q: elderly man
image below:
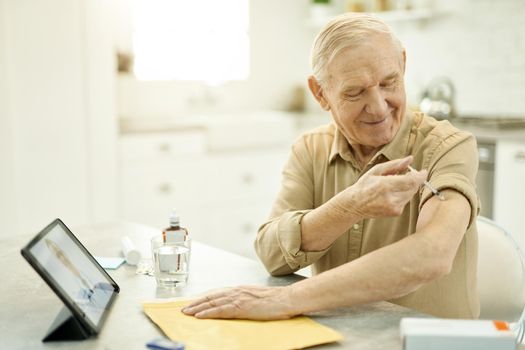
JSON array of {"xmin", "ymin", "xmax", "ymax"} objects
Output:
[{"xmin": 183, "ymin": 12, "xmax": 479, "ymax": 320}]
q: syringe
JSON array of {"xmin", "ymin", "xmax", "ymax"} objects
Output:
[{"xmin": 407, "ymin": 165, "xmax": 445, "ymax": 201}]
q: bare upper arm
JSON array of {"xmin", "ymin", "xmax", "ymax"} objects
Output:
[{"xmin": 415, "ymin": 189, "xmax": 472, "ymax": 269}]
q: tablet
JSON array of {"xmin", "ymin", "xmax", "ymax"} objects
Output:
[{"xmin": 20, "ymin": 218, "xmax": 119, "ymax": 338}]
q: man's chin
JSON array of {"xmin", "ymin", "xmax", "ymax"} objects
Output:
[{"xmin": 367, "ymin": 134, "xmax": 395, "ymax": 148}]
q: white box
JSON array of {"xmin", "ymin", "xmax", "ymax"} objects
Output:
[{"xmin": 400, "ymin": 318, "xmax": 516, "ymax": 350}]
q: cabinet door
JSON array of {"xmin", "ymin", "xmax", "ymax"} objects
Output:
[
  {"xmin": 494, "ymin": 140, "xmax": 525, "ymax": 247},
  {"xmin": 201, "ymin": 202, "xmax": 273, "ymax": 260},
  {"xmin": 119, "ymin": 158, "xmax": 210, "ymax": 225},
  {"xmin": 118, "ymin": 133, "xmax": 291, "ymax": 254}
]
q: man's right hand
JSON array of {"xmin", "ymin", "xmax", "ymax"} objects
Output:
[
  {"xmin": 340, "ymin": 156, "xmax": 428, "ymax": 219},
  {"xmin": 301, "ymin": 156, "xmax": 427, "ymax": 252}
]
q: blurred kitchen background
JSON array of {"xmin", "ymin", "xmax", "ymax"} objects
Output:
[{"xmin": 1, "ymin": 0, "xmax": 524, "ymax": 258}]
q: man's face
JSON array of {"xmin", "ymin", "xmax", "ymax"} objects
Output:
[{"xmin": 317, "ymin": 33, "xmax": 406, "ymax": 150}]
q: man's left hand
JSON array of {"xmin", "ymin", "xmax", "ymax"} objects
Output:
[{"xmin": 182, "ymin": 286, "xmax": 297, "ymax": 320}]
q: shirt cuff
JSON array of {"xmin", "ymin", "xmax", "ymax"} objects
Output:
[
  {"xmin": 276, "ymin": 210, "xmax": 331, "ymax": 270},
  {"xmin": 419, "ymin": 173, "xmax": 480, "ymax": 228}
]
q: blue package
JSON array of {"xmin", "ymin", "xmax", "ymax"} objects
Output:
[{"xmin": 146, "ymin": 338, "xmax": 185, "ymax": 350}]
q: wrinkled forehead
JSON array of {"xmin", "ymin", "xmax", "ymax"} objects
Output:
[
  {"xmin": 331, "ymin": 32, "xmax": 402, "ymax": 64},
  {"xmin": 327, "ymin": 35, "xmax": 404, "ymax": 83}
]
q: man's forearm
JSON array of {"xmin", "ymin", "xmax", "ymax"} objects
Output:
[
  {"xmin": 291, "ymin": 191, "xmax": 470, "ymax": 315},
  {"xmin": 289, "ymin": 231, "xmax": 441, "ymax": 314},
  {"xmin": 300, "ymin": 189, "xmax": 362, "ymax": 251}
]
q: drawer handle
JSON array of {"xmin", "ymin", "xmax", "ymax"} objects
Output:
[
  {"xmin": 159, "ymin": 143, "xmax": 171, "ymax": 152},
  {"xmin": 158, "ymin": 183, "xmax": 172, "ymax": 194},
  {"xmin": 241, "ymin": 223, "xmax": 253, "ymax": 234},
  {"xmin": 515, "ymin": 151, "xmax": 525, "ymax": 162},
  {"xmin": 241, "ymin": 173, "xmax": 254, "ymax": 184}
]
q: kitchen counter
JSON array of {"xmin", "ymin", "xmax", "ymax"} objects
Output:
[
  {"xmin": 118, "ymin": 111, "xmax": 299, "ymax": 152},
  {"xmin": 448, "ymin": 116, "xmax": 525, "ymax": 143},
  {"xmin": 119, "ymin": 111, "xmax": 525, "ymax": 147},
  {"xmin": 2, "ymin": 221, "xmax": 427, "ymax": 350}
]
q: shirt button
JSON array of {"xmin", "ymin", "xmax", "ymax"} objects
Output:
[{"xmin": 353, "ymin": 224, "xmax": 360, "ymax": 230}]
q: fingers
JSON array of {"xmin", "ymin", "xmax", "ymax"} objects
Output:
[
  {"xmin": 182, "ymin": 295, "xmax": 233, "ymax": 317},
  {"xmin": 366, "ymin": 155, "xmax": 428, "ymax": 192},
  {"xmin": 368, "ymin": 155, "xmax": 413, "ymax": 176},
  {"xmin": 194, "ymin": 303, "xmax": 239, "ymax": 319},
  {"xmin": 182, "ymin": 287, "xmax": 256, "ymax": 319},
  {"xmin": 182, "ymin": 288, "xmax": 231, "ymax": 312},
  {"xmin": 359, "ymin": 167, "xmax": 428, "ymax": 218},
  {"xmin": 181, "ymin": 286, "xmax": 294, "ymax": 321},
  {"xmin": 388, "ymin": 169, "xmax": 428, "ymax": 192}
]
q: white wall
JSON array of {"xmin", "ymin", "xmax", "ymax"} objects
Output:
[
  {"xmin": 392, "ymin": 0, "xmax": 525, "ymax": 116},
  {"xmin": 0, "ymin": 0, "xmax": 17, "ymax": 236},
  {"xmin": 0, "ymin": 0, "xmax": 118, "ymax": 238},
  {"xmin": 84, "ymin": 0, "xmax": 119, "ymax": 222},
  {"xmin": 1, "ymin": 0, "xmax": 88, "ymax": 237}
]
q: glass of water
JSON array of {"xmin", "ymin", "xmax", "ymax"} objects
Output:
[{"xmin": 151, "ymin": 235, "xmax": 191, "ymax": 288}]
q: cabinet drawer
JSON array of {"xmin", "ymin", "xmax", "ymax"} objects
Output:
[
  {"xmin": 199, "ymin": 203, "xmax": 273, "ymax": 260},
  {"xmin": 204, "ymin": 150, "xmax": 289, "ymax": 202},
  {"xmin": 121, "ymin": 150, "xmax": 289, "ymax": 205},
  {"xmin": 120, "ymin": 160, "xmax": 211, "ymax": 210},
  {"xmin": 119, "ymin": 132, "xmax": 206, "ymax": 160}
]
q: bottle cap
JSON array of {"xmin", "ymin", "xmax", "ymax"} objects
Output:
[{"xmin": 169, "ymin": 209, "xmax": 180, "ymax": 226}]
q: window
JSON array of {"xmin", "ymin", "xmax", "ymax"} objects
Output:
[{"xmin": 132, "ymin": 0, "xmax": 250, "ymax": 83}]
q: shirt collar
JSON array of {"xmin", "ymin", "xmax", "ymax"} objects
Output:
[
  {"xmin": 329, "ymin": 110, "xmax": 414, "ymax": 165},
  {"xmin": 329, "ymin": 125, "xmax": 352, "ymax": 164}
]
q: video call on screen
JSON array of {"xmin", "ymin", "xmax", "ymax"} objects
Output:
[{"xmin": 30, "ymin": 224, "xmax": 114, "ymax": 326}]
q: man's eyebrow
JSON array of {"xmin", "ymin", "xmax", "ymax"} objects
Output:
[
  {"xmin": 341, "ymin": 72, "xmax": 400, "ymax": 91},
  {"xmin": 341, "ymin": 82, "xmax": 366, "ymax": 92},
  {"xmin": 382, "ymin": 72, "xmax": 399, "ymax": 81}
]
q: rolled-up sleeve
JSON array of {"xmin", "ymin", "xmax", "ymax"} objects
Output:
[
  {"xmin": 254, "ymin": 136, "xmax": 331, "ymax": 276},
  {"xmin": 419, "ymin": 131, "xmax": 480, "ymax": 228}
]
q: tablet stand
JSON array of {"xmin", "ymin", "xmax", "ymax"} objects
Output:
[{"xmin": 43, "ymin": 306, "xmax": 91, "ymax": 342}]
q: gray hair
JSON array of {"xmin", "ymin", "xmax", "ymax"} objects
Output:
[{"xmin": 311, "ymin": 12, "xmax": 403, "ymax": 87}]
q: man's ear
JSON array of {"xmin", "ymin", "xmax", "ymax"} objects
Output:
[
  {"xmin": 401, "ymin": 48, "xmax": 406, "ymax": 73},
  {"xmin": 308, "ymin": 76, "xmax": 330, "ymax": 111}
]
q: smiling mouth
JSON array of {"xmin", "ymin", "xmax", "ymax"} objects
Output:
[{"xmin": 362, "ymin": 118, "xmax": 387, "ymax": 125}]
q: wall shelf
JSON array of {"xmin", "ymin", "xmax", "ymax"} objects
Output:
[
  {"xmin": 307, "ymin": 8, "xmax": 448, "ymax": 27},
  {"xmin": 374, "ymin": 8, "xmax": 447, "ymax": 22}
]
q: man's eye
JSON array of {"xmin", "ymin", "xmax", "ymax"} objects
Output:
[
  {"xmin": 346, "ymin": 91, "xmax": 363, "ymax": 99},
  {"xmin": 380, "ymin": 80, "xmax": 396, "ymax": 88}
]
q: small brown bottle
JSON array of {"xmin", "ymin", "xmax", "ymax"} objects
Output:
[{"xmin": 162, "ymin": 209, "xmax": 188, "ymax": 243}]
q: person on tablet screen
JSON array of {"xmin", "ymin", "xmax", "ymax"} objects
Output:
[
  {"xmin": 45, "ymin": 239, "xmax": 111, "ymax": 308},
  {"xmin": 45, "ymin": 239, "xmax": 95, "ymax": 300}
]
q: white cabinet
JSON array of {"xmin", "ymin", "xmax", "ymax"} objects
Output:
[
  {"xmin": 119, "ymin": 130, "xmax": 290, "ymax": 259},
  {"xmin": 494, "ymin": 140, "xmax": 525, "ymax": 247}
]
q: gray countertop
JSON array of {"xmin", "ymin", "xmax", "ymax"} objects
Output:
[{"xmin": 1, "ymin": 221, "xmax": 427, "ymax": 350}]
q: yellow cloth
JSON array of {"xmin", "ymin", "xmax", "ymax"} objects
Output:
[{"xmin": 143, "ymin": 300, "xmax": 342, "ymax": 350}]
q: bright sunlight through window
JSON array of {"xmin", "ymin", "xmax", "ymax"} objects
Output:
[{"xmin": 133, "ymin": 0, "xmax": 249, "ymax": 83}]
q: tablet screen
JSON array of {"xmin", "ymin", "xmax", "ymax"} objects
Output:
[{"xmin": 21, "ymin": 219, "xmax": 119, "ymax": 333}]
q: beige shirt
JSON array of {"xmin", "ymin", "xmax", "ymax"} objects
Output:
[{"xmin": 255, "ymin": 111, "xmax": 480, "ymax": 318}]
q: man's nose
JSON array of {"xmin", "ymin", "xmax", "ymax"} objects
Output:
[{"xmin": 364, "ymin": 87, "xmax": 389, "ymax": 116}]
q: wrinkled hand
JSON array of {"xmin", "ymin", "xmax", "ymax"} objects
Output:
[
  {"xmin": 182, "ymin": 286, "xmax": 297, "ymax": 320},
  {"xmin": 340, "ymin": 156, "xmax": 428, "ymax": 218}
]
